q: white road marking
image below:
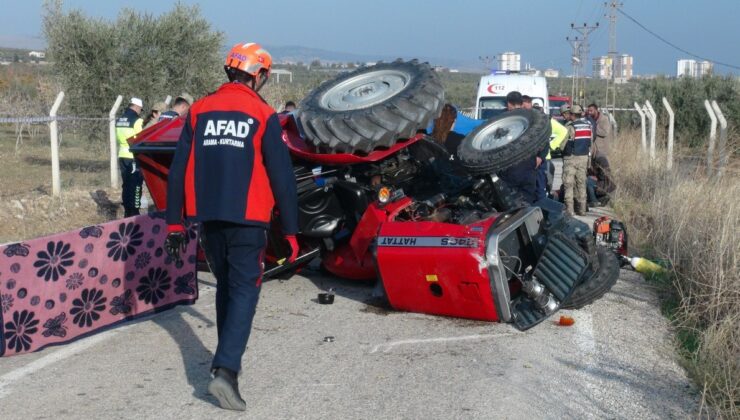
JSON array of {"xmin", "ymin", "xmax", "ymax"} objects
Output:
[
  {"xmin": 370, "ymin": 332, "xmax": 519, "ymax": 354},
  {"xmin": 571, "ymin": 310, "xmax": 603, "ymax": 400},
  {"xmin": 0, "ymin": 285, "xmax": 215, "ymax": 400},
  {"xmin": 573, "ymin": 311, "xmax": 596, "ymax": 356}
]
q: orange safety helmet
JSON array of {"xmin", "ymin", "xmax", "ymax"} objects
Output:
[{"xmin": 224, "ymin": 42, "xmax": 272, "ymax": 78}]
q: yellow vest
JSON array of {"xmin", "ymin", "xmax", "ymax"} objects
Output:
[
  {"xmin": 547, "ymin": 118, "xmax": 568, "ymax": 160},
  {"xmin": 115, "ymin": 108, "xmax": 143, "ymax": 159}
]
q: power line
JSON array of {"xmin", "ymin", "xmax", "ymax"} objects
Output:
[
  {"xmin": 574, "ymin": 0, "xmax": 585, "ymax": 24},
  {"xmin": 617, "ymin": 7, "xmax": 740, "ymax": 71},
  {"xmin": 586, "ymin": 2, "xmax": 603, "ymax": 26},
  {"xmin": 569, "ymin": 21, "xmax": 599, "ymax": 101},
  {"xmin": 571, "ymin": 22, "xmax": 600, "ymax": 74},
  {"xmin": 604, "ymin": 1, "xmax": 622, "ymax": 114},
  {"xmin": 566, "ymin": 36, "xmax": 582, "ymax": 100}
]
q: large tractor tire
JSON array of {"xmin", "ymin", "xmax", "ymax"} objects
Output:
[
  {"xmin": 296, "ymin": 60, "xmax": 444, "ymax": 154},
  {"xmin": 561, "ymin": 246, "xmax": 620, "ymax": 310},
  {"xmin": 457, "ymin": 109, "xmax": 551, "ymax": 175}
]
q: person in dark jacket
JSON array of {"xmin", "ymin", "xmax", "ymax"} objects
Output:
[
  {"xmin": 282, "ymin": 100, "xmax": 296, "ymax": 113},
  {"xmin": 497, "ymin": 91, "xmax": 538, "ymax": 204},
  {"xmin": 587, "ymin": 154, "xmax": 616, "ymax": 206},
  {"xmin": 159, "ymin": 93, "xmax": 193, "ymax": 121},
  {"xmin": 115, "ymin": 97, "xmax": 144, "ymax": 217},
  {"xmin": 143, "ymin": 101, "xmax": 167, "ymax": 129},
  {"xmin": 560, "ymin": 104, "xmax": 593, "ymax": 215},
  {"xmin": 164, "ymin": 42, "xmax": 298, "ymax": 412}
]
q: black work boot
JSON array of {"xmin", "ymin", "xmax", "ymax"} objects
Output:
[{"xmin": 208, "ymin": 367, "xmax": 246, "ymax": 411}]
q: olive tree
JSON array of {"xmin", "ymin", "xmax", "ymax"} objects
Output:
[
  {"xmin": 43, "ymin": 0, "xmax": 224, "ymax": 122},
  {"xmin": 639, "ymin": 75, "xmax": 740, "ymax": 147}
]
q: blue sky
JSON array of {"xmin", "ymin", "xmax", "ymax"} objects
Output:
[{"xmin": 1, "ymin": 0, "xmax": 738, "ymax": 75}]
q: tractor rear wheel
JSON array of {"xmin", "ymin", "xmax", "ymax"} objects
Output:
[{"xmin": 297, "ymin": 60, "xmax": 444, "ymax": 154}]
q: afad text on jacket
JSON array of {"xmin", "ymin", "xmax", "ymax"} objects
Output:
[{"xmin": 165, "ymin": 82, "xmax": 298, "ymax": 234}]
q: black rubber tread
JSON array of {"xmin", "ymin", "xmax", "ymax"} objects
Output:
[
  {"xmin": 297, "ymin": 60, "xmax": 444, "ymax": 154},
  {"xmin": 457, "ymin": 109, "xmax": 551, "ymax": 175},
  {"xmin": 561, "ymin": 246, "xmax": 620, "ymax": 310}
]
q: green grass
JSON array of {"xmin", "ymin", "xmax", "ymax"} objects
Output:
[{"xmin": 612, "ymin": 131, "xmax": 739, "ymax": 418}]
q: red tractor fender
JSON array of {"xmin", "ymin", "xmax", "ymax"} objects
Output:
[
  {"xmin": 321, "ymin": 198, "xmax": 413, "ymax": 281},
  {"xmin": 279, "ymin": 114, "xmax": 424, "ymax": 165}
]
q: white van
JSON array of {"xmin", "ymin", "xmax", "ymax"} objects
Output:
[{"xmin": 474, "ymin": 73, "xmax": 550, "ymax": 120}]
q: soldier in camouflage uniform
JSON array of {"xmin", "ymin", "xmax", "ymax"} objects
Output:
[{"xmin": 560, "ymin": 104, "xmax": 593, "ymax": 215}]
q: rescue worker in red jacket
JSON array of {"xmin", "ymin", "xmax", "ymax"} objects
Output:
[{"xmin": 164, "ymin": 42, "xmax": 298, "ymax": 411}]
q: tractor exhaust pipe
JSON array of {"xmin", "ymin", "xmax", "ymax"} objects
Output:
[{"xmin": 521, "ymin": 278, "xmax": 558, "ymax": 314}]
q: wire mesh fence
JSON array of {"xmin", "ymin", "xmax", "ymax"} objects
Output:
[
  {"xmin": 0, "ymin": 92, "xmax": 131, "ymax": 243},
  {"xmin": 0, "ymin": 87, "xmax": 736, "ymax": 242},
  {"xmin": 1, "ymin": 114, "xmax": 111, "ymax": 188}
]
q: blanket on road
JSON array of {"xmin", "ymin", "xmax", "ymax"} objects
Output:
[{"xmin": 0, "ymin": 214, "xmax": 198, "ymax": 357}]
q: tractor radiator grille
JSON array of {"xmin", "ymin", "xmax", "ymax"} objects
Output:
[{"xmin": 533, "ymin": 233, "xmax": 589, "ymax": 302}]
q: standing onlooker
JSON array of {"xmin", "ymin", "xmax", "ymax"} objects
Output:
[
  {"xmin": 159, "ymin": 93, "xmax": 193, "ymax": 121},
  {"xmin": 116, "ymin": 97, "xmax": 144, "ymax": 217},
  {"xmin": 561, "ymin": 104, "xmax": 592, "ymax": 215},
  {"xmin": 143, "ymin": 101, "xmax": 167, "ymax": 129},
  {"xmin": 421, "ymin": 103, "xmax": 472, "ymax": 180},
  {"xmin": 430, "ymin": 103, "xmax": 459, "ymax": 144},
  {"xmin": 522, "ymin": 97, "xmax": 557, "ymax": 202},
  {"xmin": 164, "ymin": 42, "xmax": 298, "ymax": 411},
  {"xmin": 587, "ymin": 103, "xmax": 612, "ymax": 158},
  {"xmin": 497, "ymin": 91, "xmax": 538, "ymax": 204},
  {"xmin": 282, "ymin": 100, "xmax": 296, "ymax": 113},
  {"xmin": 537, "ymin": 108, "xmax": 568, "ymax": 199},
  {"xmin": 521, "ymin": 95, "xmax": 533, "ymax": 110}
]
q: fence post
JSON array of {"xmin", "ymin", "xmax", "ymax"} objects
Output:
[
  {"xmin": 606, "ymin": 111, "xmax": 618, "ymax": 135},
  {"xmin": 634, "ymin": 102, "xmax": 647, "ymax": 152},
  {"xmin": 49, "ymin": 91, "xmax": 65, "ymax": 197},
  {"xmin": 109, "ymin": 95, "xmax": 123, "ymax": 188},
  {"xmin": 704, "ymin": 99, "xmax": 718, "ymax": 177},
  {"xmin": 662, "ymin": 97, "xmax": 675, "ymax": 170},
  {"xmin": 711, "ymin": 100, "xmax": 728, "ymax": 179},
  {"xmin": 645, "ymin": 100, "xmax": 657, "ymax": 161},
  {"xmin": 164, "ymin": 95, "xmax": 172, "ymax": 106}
]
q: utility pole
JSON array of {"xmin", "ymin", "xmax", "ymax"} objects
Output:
[
  {"xmin": 569, "ymin": 22, "xmax": 599, "ymax": 103},
  {"xmin": 566, "ymin": 36, "xmax": 582, "ymax": 101},
  {"xmin": 604, "ymin": 1, "xmax": 622, "ymax": 114}
]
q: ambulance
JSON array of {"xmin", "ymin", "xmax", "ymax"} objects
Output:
[{"xmin": 474, "ymin": 72, "xmax": 550, "ymax": 120}]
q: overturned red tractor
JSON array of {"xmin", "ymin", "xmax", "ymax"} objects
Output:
[{"xmin": 131, "ymin": 60, "xmax": 619, "ymax": 330}]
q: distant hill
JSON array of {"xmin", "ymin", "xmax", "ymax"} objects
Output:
[
  {"xmin": 0, "ymin": 37, "xmax": 482, "ymax": 72},
  {"xmin": 0, "ymin": 35, "xmax": 46, "ymax": 50},
  {"xmin": 265, "ymin": 44, "xmax": 482, "ymax": 72}
]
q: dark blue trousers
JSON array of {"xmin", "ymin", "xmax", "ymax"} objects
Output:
[
  {"xmin": 535, "ymin": 161, "xmax": 548, "ymax": 202},
  {"xmin": 587, "ymin": 177, "xmax": 598, "ymax": 202},
  {"xmin": 201, "ymin": 221, "xmax": 266, "ymax": 373},
  {"xmin": 498, "ymin": 158, "xmax": 537, "ymax": 204},
  {"xmin": 119, "ymin": 158, "xmax": 143, "ymax": 217}
]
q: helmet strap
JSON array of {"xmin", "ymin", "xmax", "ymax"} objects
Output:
[
  {"xmin": 225, "ymin": 66, "xmax": 237, "ymax": 82},
  {"xmin": 254, "ymin": 71, "xmax": 269, "ymax": 92}
]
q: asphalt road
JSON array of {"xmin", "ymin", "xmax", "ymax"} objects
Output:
[
  {"xmin": 0, "ymin": 162, "xmax": 699, "ymax": 419},
  {"xmin": 0, "ymin": 254, "xmax": 699, "ymax": 419}
]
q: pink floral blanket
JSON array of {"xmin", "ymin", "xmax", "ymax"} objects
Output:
[{"xmin": 0, "ymin": 214, "xmax": 198, "ymax": 357}]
